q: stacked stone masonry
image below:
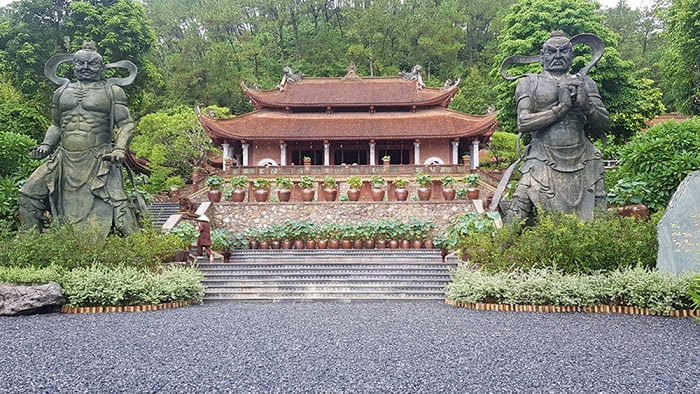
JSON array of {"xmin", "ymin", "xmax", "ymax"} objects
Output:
[{"xmin": 211, "ymin": 202, "xmax": 477, "ymax": 233}]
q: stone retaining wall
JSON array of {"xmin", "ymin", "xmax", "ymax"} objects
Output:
[{"xmin": 210, "ymin": 201, "xmax": 479, "ymax": 233}]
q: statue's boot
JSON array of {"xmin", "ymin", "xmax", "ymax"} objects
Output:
[{"xmin": 17, "ymin": 193, "xmax": 49, "ymax": 231}]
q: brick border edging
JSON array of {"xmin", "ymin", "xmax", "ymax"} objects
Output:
[
  {"xmin": 445, "ymin": 299, "xmax": 699, "ymax": 318},
  {"xmin": 61, "ymin": 300, "xmax": 197, "ymax": 314}
]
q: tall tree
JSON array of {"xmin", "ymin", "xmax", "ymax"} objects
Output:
[{"xmin": 660, "ymin": 0, "xmax": 700, "ymax": 114}]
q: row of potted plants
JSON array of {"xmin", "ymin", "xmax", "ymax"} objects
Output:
[
  {"xmin": 225, "ymin": 219, "xmax": 437, "ymax": 250},
  {"xmin": 205, "ymin": 172, "xmax": 482, "ymax": 202}
]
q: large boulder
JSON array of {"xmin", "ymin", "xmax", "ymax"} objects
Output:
[{"xmin": 0, "ymin": 282, "xmax": 65, "ymax": 316}]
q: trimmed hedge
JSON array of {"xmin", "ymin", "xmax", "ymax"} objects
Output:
[
  {"xmin": 446, "ymin": 267, "xmax": 695, "ymax": 314},
  {"xmin": 0, "ymin": 265, "xmax": 204, "ymax": 307},
  {"xmin": 460, "ymin": 212, "xmax": 659, "ymax": 273}
]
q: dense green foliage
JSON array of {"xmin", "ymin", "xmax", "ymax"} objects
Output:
[
  {"xmin": 0, "ymin": 0, "xmax": 162, "ymax": 115},
  {"xmin": 0, "ymin": 131, "xmax": 39, "ymax": 227},
  {"xmin": 459, "ymin": 212, "xmax": 659, "ymax": 274},
  {"xmin": 446, "ymin": 266, "xmax": 695, "ymax": 314},
  {"xmin": 483, "ymin": 131, "xmax": 519, "ymax": 169},
  {"xmin": 660, "ymin": 0, "xmax": 700, "ymax": 114},
  {"xmin": 607, "ymin": 117, "xmax": 700, "ymax": 211},
  {"xmin": 492, "ymin": 0, "xmax": 664, "ymax": 140},
  {"xmin": 0, "ymin": 222, "xmax": 182, "ymax": 270},
  {"xmin": 61, "ymin": 265, "xmax": 204, "ymax": 307},
  {"xmin": 131, "ymin": 105, "xmax": 220, "ymax": 192}
]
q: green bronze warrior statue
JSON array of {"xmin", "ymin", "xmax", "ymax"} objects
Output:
[
  {"xmin": 497, "ymin": 31, "xmax": 610, "ymax": 223},
  {"xmin": 18, "ymin": 41, "xmax": 139, "ymax": 237}
]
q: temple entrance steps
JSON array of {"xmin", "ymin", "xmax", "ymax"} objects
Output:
[
  {"xmin": 148, "ymin": 202, "xmax": 180, "ymax": 228},
  {"xmin": 197, "ymin": 249, "xmax": 457, "ymax": 302}
]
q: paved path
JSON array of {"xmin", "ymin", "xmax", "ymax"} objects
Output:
[{"xmin": 1, "ymin": 302, "xmax": 698, "ymax": 393}]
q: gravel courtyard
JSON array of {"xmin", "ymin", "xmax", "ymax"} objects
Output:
[{"xmin": 1, "ymin": 302, "xmax": 698, "ymax": 393}]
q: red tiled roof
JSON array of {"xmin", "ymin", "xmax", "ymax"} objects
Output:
[
  {"xmin": 242, "ymin": 77, "xmax": 459, "ymax": 109},
  {"xmin": 199, "ymin": 108, "xmax": 497, "ymax": 142}
]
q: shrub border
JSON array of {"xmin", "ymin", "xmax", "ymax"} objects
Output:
[
  {"xmin": 61, "ymin": 300, "xmax": 197, "ymax": 314},
  {"xmin": 445, "ymin": 299, "xmax": 699, "ymax": 318}
]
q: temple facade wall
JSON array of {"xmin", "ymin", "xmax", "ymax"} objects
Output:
[{"xmin": 210, "ymin": 201, "xmax": 478, "ymax": 234}]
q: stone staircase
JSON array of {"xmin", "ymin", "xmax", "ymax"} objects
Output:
[
  {"xmin": 148, "ymin": 202, "xmax": 180, "ymax": 228},
  {"xmin": 197, "ymin": 249, "xmax": 456, "ymax": 302}
]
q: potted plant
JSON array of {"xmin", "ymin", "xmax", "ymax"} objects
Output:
[
  {"xmin": 370, "ymin": 175, "xmax": 386, "ymax": 201},
  {"xmin": 382, "ymin": 155, "xmax": 391, "ymax": 171},
  {"xmin": 246, "ymin": 228, "xmax": 260, "ymax": 249},
  {"xmin": 303, "ymin": 155, "xmax": 312, "ymax": 171},
  {"xmin": 253, "ymin": 178, "xmax": 271, "ymax": 202},
  {"xmin": 393, "ymin": 177, "xmax": 409, "ymax": 201},
  {"xmin": 281, "ymin": 220, "xmax": 294, "ymax": 249},
  {"xmin": 415, "ymin": 171, "xmax": 433, "ymax": 201},
  {"xmin": 230, "ymin": 175, "xmax": 249, "ymax": 202},
  {"xmin": 303, "ymin": 222, "xmax": 317, "ymax": 249},
  {"xmin": 326, "ymin": 223, "xmax": 341, "ymax": 249},
  {"xmin": 607, "ymin": 180, "xmax": 650, "ymax": 220},
  {"xmin": 440, "ymin": 175, "xmax": 457, "ymax": 201},
  {"xmin": 298, "ymin": 176, "xmax": 316, "ymax": 202},
  {"xmin": 275, "ymin": 176, "xmax": 294, "ymax": 202},
  {"xmin": 347, "ymin": 175, "xmax": 363, "ymax": 201},
  {"xmin": 322, "ymin": 176, "xmax": 338, "ymax": 201},
  {"xmin": 316, "ymin": 223, "xmax": 329, "ymax": 249},
  {"xmin": 340, "ymin": 223, "xmax": 354, "ymax": 249},
  {"xmin": 375, "ymin": 220, "xmax": 389, "ymax": 249},
  {"xmin": 358, "ymin": 223, "xmax": 375, "ymax": 249},
  {"xmin": 206, "ymin": 175, "xmax": 224, "ymax": 202},
  {"xmin": 456, "ymin": 187, "xmax": 467, "ymax": 200},
  {"xmin": 465, "ymin": 173, "xmax": 480, "ymax": 200},
  {"xmin": 422, "ymin": 220, "xmax": 436, "ymax": 249}
]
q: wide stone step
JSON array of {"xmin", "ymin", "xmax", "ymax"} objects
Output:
[
  {"xmin": 202, "ymin": 278, "xmax": 449, "ymax": 285},
  {"xmin": 226, "ymin": 249, "xmax": 442, "ymax": 259},
  {"xmin": 204, "ymin": 289, "xmax": 446, "ymax": 298},
  {"xmin": 199, "ymin": 262, "xmax": 456, "ymax": 270}
]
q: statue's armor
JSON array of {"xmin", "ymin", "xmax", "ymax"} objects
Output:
[{"xmin": 505, "ymin": 73, "xmax": 606, "ymax": 222}]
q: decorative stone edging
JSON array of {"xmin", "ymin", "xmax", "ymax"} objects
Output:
[
  {"xmin": 445, "ymin": 299, "xmax": 699, "ymax": 318},
  {"xmin": 60, "ymin": 300, "xmax": 197, "ymax": 314}
]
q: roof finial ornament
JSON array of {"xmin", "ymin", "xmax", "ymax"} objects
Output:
[
  {"xmin": 342, "ymin": 63, "xmax": 362, "ymax": 81},
  {"xmin": 276, "ymin": 66, "xmax": 304, "ymax": 91},
  {"xmin": 399, "ymin": 65, "xmax": 425, "ymax": 90},
  {"xmin": 440, "ymin": 77, "xmax": 461, "ymax": 91}
]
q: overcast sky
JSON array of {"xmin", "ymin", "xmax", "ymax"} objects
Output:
[{"xmin": 0, "ymin": 0, "xmax": 656, "ymax": 10}]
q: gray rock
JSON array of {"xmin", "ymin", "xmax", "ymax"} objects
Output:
[
  {"xmin": 657, "ymin": 171, "xmax": 700, "ymax": 273},
  {"xmin": 0, "ymin": 282, "xmax": 65, "ymax": 316}
]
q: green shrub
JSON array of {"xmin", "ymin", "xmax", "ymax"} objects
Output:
[
  {"xmin": 0, "ymin": 223, "xmax": 181, "ymax": 270},
  {"xmin": 690, "ymin": 275, "xmax": 700, "ymax": 322},
  {"xmin": 446, "ymin": 267, "xmax": 695, "ymax": 314},
  {"xmin": 608, "ymin": 118, "xmax": 700, "ymax": 211},
  {"xmin": 484, "ymin": 131, "xmax": 519, "ymax": 169},
  {"xmin": 0, "ymin": 265, "xmax": 63, "ymax": 284},
  {"xmin": 61, "ymin": 265, "xmax": 204, "ymax": 307},
  {"xmin": 461, "ymin": 212, "xmax": 659, "ymax": 274}
]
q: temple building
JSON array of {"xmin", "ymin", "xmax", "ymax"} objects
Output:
[{"xmin": 197, "ymin": 66, "xmax": 497, "ymax": 171}]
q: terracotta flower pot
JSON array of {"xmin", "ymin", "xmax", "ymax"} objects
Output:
[
  {"xmin": 353, "ymin": 240, "xmax": 363, "ymax": 249},
  {"xmin": 305, "ymin": 240, "xmax": 316, "ymax": 249},
  {"xmin": 329, "ymin": 239, "xmax": 340, "ymax": 249},
  {"xmin": 249, "ymin": 240, "xmax": 258, "ymax": 249},
  {"xmin": 376, "ymin": 239, "xmax": 387, "ymax": 249},
  {"xmin": 323, "ymin": 188, "xmax": 338, "ymax": 201},
  {"xmin": 207, "ymin": 189, "xmax": 222, "ymax": 202},
  {"xmin": 395, "ymin": 188, "xmax": 409, "ymax": 201},
  {"xmin": 282, "ymin": 240, "xmax": 293, "ymax": 249},
  {"xmin": 400, "ymin": 240, "xmax": 411, "ymax": 249},
  {"xmin": 371, "ymin": 188, "xmax": 385, "ymax": 201},
  {"xmin": 231, "ymin": 189, "xmax": 246, "ymax": 202},
  {"xmin": 317, "ymin": 240, "xmax": 328, "ymax": 249},
  {"xmin": 254, "ymin": 189, "xmax": 269, "ymax": 202},
  {"xmin": 412, "ymin": 240, "xmax": 423, "ymax": 249},
  {"xmin": 341, "ymin": 239, "xmax": 352, "ymax": 249},
  {"xmin": 294, "ymin": 240, "xmax": 305, "ymax": 249},
  {"xmin": 389, "ymin": 240, "xmax": 399, "ymax": 249},
  {"xmin": 466, "ymin": 187, "xmax": 480, "ymax": 200},
  {"xmin": 364, "ymin": 239, "xmax": 375, "ymax": 249},
  {"xmin": 423, "ymin": 239, "xmax": 434, "ymax": 249},
  {"xmin": 301, "ymin": 189, "xmax": 315, "ymax": 202},
  {"xmin": 417, "ymin": 187, "xmax": 431, "ymax": 201},
  {"xmin": 615, "ymin": 204, "xmax": 649, "ymax": 221},
  {"xmin": 278, "ymin": 189, "xmax": 291, "ymax": 202},
  {"xmin": 271, "ymin": 240, "xmax": 281, "ymax": 249},
  {"xmin": 259, "ymin": 240, "xmax": 270, "ymax": 250},
  {"xmin": 347, "ymin": 188, "xmax": 361, "ymax": 201},
  {"xmin": 442, "ymin": 188, "xmax": 456, "ymax": 201}
]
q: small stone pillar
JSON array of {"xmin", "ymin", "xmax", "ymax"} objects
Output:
[
  {"xmin": 242, "ymin": 142, "xmax": 250, "ymax": 166},
  {"xmin": 280, "ymin": 142, "xmax": 287, "ymax": 166},
  {"xmin": 369, "ymin": 141, "xmax": 376, "ymax": 166},
  {"xmin": 470, "ymin": 140, "xmax": 480, "ymax": 170},
  {"xmin": 451, "ymin": 140, "xmax": 460, "ymax": 165},
  {"xmin": 414, "ymin": 140, "xmax": 421, "ymax": 165},
  {"xmin": 323, "ymin": 140, "xmax": 330, "ymax": 166}
]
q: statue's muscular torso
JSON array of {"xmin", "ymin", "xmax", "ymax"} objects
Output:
[{"xmin": 58, "ymin": 81, "xmax": 113, "ymax": 152}]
